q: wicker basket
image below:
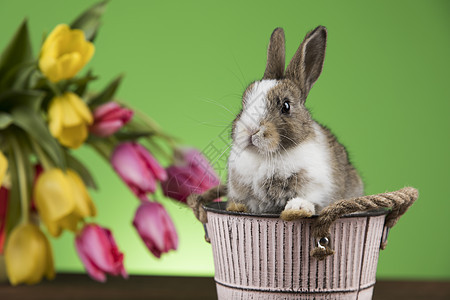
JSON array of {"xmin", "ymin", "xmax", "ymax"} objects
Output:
[{"xmin": 204, "ymin": 202, "xmax": 389, "ymax": 300}]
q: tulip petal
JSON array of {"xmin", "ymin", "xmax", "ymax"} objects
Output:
[
  {"xmin": 162, "ymin": 148, "xmax": 220, "ymax": 203},
  {"xmin": 134, "ymin": 144, "xmax": 167, "ymax": 182},
  {"xmin": 41, "ymin": 214, "xmax": 63, "ymax": 237},
  {"xmin": 90, "ymin": 102, "xmax": 133, "ymax": 137},
  {"xmin": 40, "ymin": 24, "xmax": 69, "ymax": 54},
  {"xmin": 59, "ymin": 213, "xmax": 82, "ymax": 232},
  {"xmin": 90, "ymin": 119, "xmax": 123, "ymax": 137},
  {"xmin": 93, "ymin": 102, "xmax": 121, "ymax": 120},
  {"xmin": 0, "ymin": 151, "xmax": 7, "ymax": 186},
  {"xmin": 103, "ymin": 228, "xmax": 127, "ymax": 277},
  {"xmin": 34, "ymin": 169, "xmax": 81, "ymax": 237},
  {"xmin": 47, "ymin": 93, "xmax": 92, "ymax": 148},
  {"xmin": 65, "ymin": 29, "xmax": 87, "ymax": 55},
  {"xmin": 58, "ymin": 123, "xmax": 88, "ymax": 149},
  {"xmin": 35, "ymin": 169, "xmax": 75, "ymax": 223},
  {"xmin": 67, "ymin": 170, "xmax": 96, "ymax": 217},
  {"xmin": 133, "ymin": 204, "xmax": 164, "ymax": 258},
  {"xmin": 5, "ymin": 223, "xmax": 54, "ymax": 285},
  {"xmin": 80, "ymin": 225, "xmax": 116, "ymax": 274},
  {"xmin": 39, "ymin": 24, "xmax": 94, "ymax": 82},
  {"xmin": 161, "ymin": 166, "xmax": 199, "ymax": 203},
  {"xmin": 111, "ymin": 143, "xmax": 156, "ymax": 195},
  {"xmin": 57, "ymin": 52, "xmax": 82, "ymax": 81},
  {"xmin": 67, "ymin": 93, "xmax": 93, "ymax": 125},
  {"xmin": 48, "ymin": 97, "xmax": 64, "ymax": 138},
  {"xmin": 100, "ymin": 107, "xmax": 132, "ymax": 123},
  {"xmin": 75, "ymin": 224, "xmax": 127, "ymax": 282},
  {"xmin": 58, "ymin": 94, "xmax": 83, "ymax": 127},
  {"xmin": 184, "ymin": 149, "xmax": 220, "ymax": 188},
  {"xmin": 133, "ymin": 202, "xmax": 178, "ymax": 258},
  {"xmin": 75, "ymin": 235, "xmax": 106, "ymax": 282},
  {"xmin": 162, "ymin": 209, "xmax": 178, "ymax": 251},
  {"xmin": 81, "ymin": 42, "xmax": 95, "ymax": 69}
]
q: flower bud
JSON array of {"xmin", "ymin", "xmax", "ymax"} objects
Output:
[
  {"xmin": 75, "ymin": 223, "xmax": 127, "ymax": 282},
  {"xmin": 133, "ymin": 202, "xmax": 178, "ymax": 258},
  {"xmin": 111, "ymin": 143, "xmax": 167, "ymax": 201},
  {"xmin": 4, "ymin": 223, "xmax": 55, "ymax": 285},
  {"xmin": 90, "ymin": 102, "xmax": 133, "ymax": 137},
  {"xmin": 48, "ymin": 92, "xmax": 93, "ymax": 149},
  {"xmin": 39, "ymin": 24, "xmax": 94, "ymax": 82},
  {"xmin": 161, "ymin": 148, "xmax": 220, "ymax": 203},
  {"xmin": 34, "ymin": 168, "xmax": 96, "ymax": 237}
]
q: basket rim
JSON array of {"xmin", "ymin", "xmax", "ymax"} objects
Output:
[{"xmin": 203, "ymin": 201, "xmax": 389, "ymax": 219}]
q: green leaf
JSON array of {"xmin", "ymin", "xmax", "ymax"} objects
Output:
[
  {"xmin": 0, "ymin": 90, "xmax": 45, "ymax": 112},
  {"xmin": 0, "ymin": 61, "xmax": 38, "ymax": 93},
  {"xmin": 6, "ymin": 144, "xmax": 21, "ymax": 235},
  {"xmin": 65, "ymin": 152, "xmax": 98, "ymax": 190},
  {"xmin": 70, "ymin": 0, "xmax": 109, "ymax": 41},
  {"xmin": 5, "ymin": 129, "xmax": 33, "ymax": 235},
  {"xmin": 114, "ymin": 131, "xmax": 154, "ymax": 141},
  {"xmin": 72, "ymin": 70, "xmax": 98, "ymax": 97},
  {"xmin": 27, "ymin": 69, "xmax": 46, "ymax": 90},
  {"xmin": 0, "ymin": 112, "xmax": 13, "ymax": 129},
  {"xmin": 88, "ymin": 74, "xmax": 122, "ymax": 107},
  {"xmin": 11, "ymin": 105, "xmax": 66, "ymax": 169},
  {"xmin": 0, "ymin": 19, "xmax": 33, "ymax": 81}
]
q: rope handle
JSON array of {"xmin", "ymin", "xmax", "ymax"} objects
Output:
[
  {"xmin": 310, "ymin": 187, "xmax": 419, "ymax": 260},
  {"xmin": 187, "ymin": 185, "xmax": 418, "ymax": 260},
  {"xmin": 187, "ymin": 184, "xmax": 227, "ymax": 224}
]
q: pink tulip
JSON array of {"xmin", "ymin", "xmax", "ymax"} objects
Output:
[
  {"xmin": 133, "ymin": 201, "xmax": 178, "ymax": 258},
  {"xmin": 90, "ymin": 102, "xmax": 133, "ymax": 137},
  {"xmin": 0, "ymin": 187, "xmax": 8, "ymax": 254},
  {"xmin": 111, "ymin": 142, "xmax": 167, "ymax": 201},
  {"xmin": 161, "ymin": 148, "xmax": 220, "ymax": 203},
  {"xmin": 75, "ymin": 224, "xmax": 127, "ymax": 282}
]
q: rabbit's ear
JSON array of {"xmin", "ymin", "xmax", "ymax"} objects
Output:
[
  {"xmin": 285, "ymin": 26, "xmax": 327, "ymax": 97},
  {"xmin": 263, "ymin": 28, "xmax": 285, "ymax": 80}
]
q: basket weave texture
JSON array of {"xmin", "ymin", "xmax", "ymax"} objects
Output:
[{"xmin": 206, "ymin": 208, "xmax": 387, "ymax": 299}]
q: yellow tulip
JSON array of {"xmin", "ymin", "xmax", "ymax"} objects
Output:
[
  {"xmin": 39, "ymin": 24, "xmax": 94, "ymax": 82},
  {"xmin": 0, "ymin": 151, "xmax": 7, "ymax": 187},
  {"xmin": 4, "ymin": 223, "xmax": 54, "ymax": 285},
  {"xmin": 34, "ymin": 168, "xmax": 96, "ymax": 237},
  {"xmin": 48, "ymin": 92, "xmax": 93, "ymax": 149}
]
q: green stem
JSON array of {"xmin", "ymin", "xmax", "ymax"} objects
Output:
[
  {"xmin": 126, "ymin": 121, "xmax": 157, "ymax": 137},
  {"xmin": 88, "ymin": 140, "xmax": 112, "ymax": 161},
  {"xmin": 145, "ymin": 138, "xmax": 173, "ymax": 163},
  {"xmin": 10, "ymin": 137, "xmax": 30, "ymax": 224},
  {"xmin": 120, "ymin": 102, "xmax": 178, "ymax": 147},
  {"xmin": 46, "ymin": 79, "xmax": 61, "ymax": 96},
  {"xmin": 30, "ymin": 138, "xmax": 53, "ymax": 170},
  {"xmin": 133, "ymin": 109, "xmax": 163, "ymax": 132}
]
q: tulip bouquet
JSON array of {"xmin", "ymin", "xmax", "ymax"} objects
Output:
[{"xmin": 0, "ymin": 1, "xmax": 219, "ymax": 285}]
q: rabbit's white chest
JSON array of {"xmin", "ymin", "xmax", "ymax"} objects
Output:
[
  {"xmin": 228, "ymin": 149, "xmax": 273, "ymax": 187},
  {"xmin": 228, "ymin": 123, "xmax": 334, "ymax": 208}
]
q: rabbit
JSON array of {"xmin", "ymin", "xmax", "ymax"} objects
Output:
[{"xmin": 226, "ymin": 26, "xmax": 364, "ymax": 220}]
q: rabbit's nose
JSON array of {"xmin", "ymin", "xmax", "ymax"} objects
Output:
[
  {"xmin": 249, "ymin": 129, "xmax": 259, "ymax": 145},
  {"xmin": 251, "ymin": 133, "xmax": 261, "ymax": 146},
  {"xmin": 250, "ymin": 127, "xmax": 264, "ymax": 146},
  {"xmin": 251, "ymin": 128, "xmax": 260, "ymax": 136}
]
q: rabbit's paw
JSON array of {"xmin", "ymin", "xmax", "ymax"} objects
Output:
[
  {"xmin": 280, "ymin": 198, "xmax": 315, "ymax": 220},
  {"xmin": 226, "ymin": 201, "xmax": 248, "ymax": 213}
]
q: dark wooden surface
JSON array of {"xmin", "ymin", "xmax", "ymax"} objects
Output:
[{"xmin": 0, "ymin": 273, "xmax": 449, "ymax": 300}]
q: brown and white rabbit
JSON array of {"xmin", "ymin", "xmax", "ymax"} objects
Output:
[{"xmin": 227, "ymin": 26, "xmax": 364, "ymax": 220}]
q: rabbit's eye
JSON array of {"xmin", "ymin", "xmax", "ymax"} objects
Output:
[{"xmin": 281, "ymin": 99, "xmax": 290, "ymax": 114}]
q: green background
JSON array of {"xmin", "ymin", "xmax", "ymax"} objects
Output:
[{"xmin": 1, "ymin": 0, "xmax": 449, "ymax": 280}]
